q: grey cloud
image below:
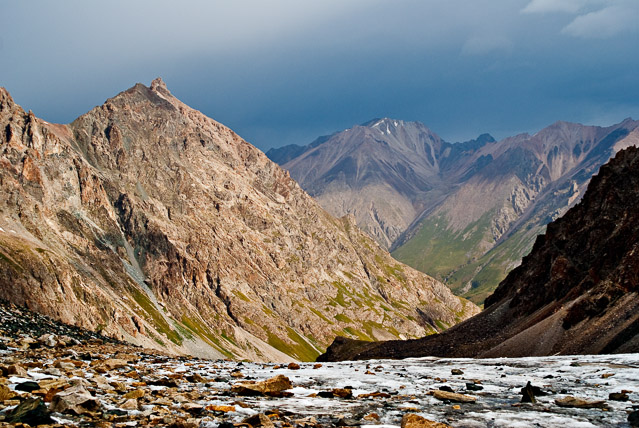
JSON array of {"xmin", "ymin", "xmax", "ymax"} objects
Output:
[
  {"xmin": 1, "ymin": 0, "xmax": 637, "ymax": 150},
  {"xmin": 461, "ymin": 35, "xmax": 514, "ymax": 56},
  {"xmin": 562, "ymin": 4, "xmax": 639, "ymax": 38},
  {"xmin": 521, "ymin": 0, "xmax": 594, "ymax": 14}
]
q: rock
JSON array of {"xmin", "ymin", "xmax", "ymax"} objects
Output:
[
  {"xmin": 438, "ymin": 385, "xmax": 454, "ymax": 393},
  {"xmin": 313, "ymin": 363, "xmax": 323, "ymax": 369},
  {"xmin": 50, "ymin": 384, "xmax": 102, "ymax": 415},
  {"xmin": 432, "ymin": 390, "xmax": 477, "ymax": 403},
  {"xmin": 401, "ymin": 413, "xmax": 453, "ymax": 428},
  {"xmin": 183, "ymin": 402, "xmax": 204, "ymax": 415},
  {"xmin": 3, "ymin": 398, "xmax": 54, "ymax": 425},
  {"xmin": 520, "ymin": 381, "xmax": 536, "ymax": 403},
  {"xmin": 609, "ymin": 392, "xmax": 629, "ymax": 401},
  {"xmin": 332, "ymin": 388, "xmax": 353, "ymax": 399},
  {"xmin": 555, "ymin": 396, "xmax": 607, "ymax": 409},
  {"xmin": 120, "ymin": 398, "xmax": 139, "ymax": 410},
  {"xmin": 358, "ymin": 391, "xmax": 391, "ymax": 399},
  {"xmin": 101, "ymin": 358, "xmax": 129, "ymax": 370},
  {"xmin": 7, "ymin": 364, "xmax": 28, "ymax": 376},
  {"xmin": 18, "ymin": 337, "xmax": 37, "ymax": 349},
  {"xmin": 336, "ymin": 416, "xmax": 360, "ymax": 426},
  {"xmin": 243, "ymin": 413, "xmax": 275, "ymax": 428},
  {"xmin": 54, "ymin": 360, "xmax": 76, "ymax": 370},
  {"xmin": 15, "ymin": 380, "xmax": 40, "ymax": 392},
  {"xmin": 451, "ymin": 369, "xmax": 464, "ymax": 375},
  {"xmin": 232, "ymin": 374, "xmax": 292, "ymax": 396},
  {"xmin": 601, "ymin": 373, "xmax": 614, "ymax": 378},
  {"xmin": 205, "ymin": 404, "xmax": 236, "ymax": 413},
  {"xmin": 364, "ymin": 413, "xmax": 380, "ymax": 421},
  {"xmin": 38, "ymin": 333, "xmax": 57, "ymax": 347},
  {"xmin": 629, "ymin": 410, "xmax": 639, "ymax": 427},
  {"xmin": 288, "ymin": 362, "xmax": 301, "ymax": 370},
  {"xmin": 186, "ymin": 373, "xmax": 205, "ymax": 383},
  {"xmin": 123, "ymin": 388, "xmax": 146, "ymax": 399},
  {"xmin": 0, "ymin": 384, "xmax": 16, "ymax": 401},
  {"xmin": 148, "ymin": 377, "xmax": 179, "ymax": 387},
  {"xmin": 466, "ymin": 382, "xmax": 483, "ymax": 391}
]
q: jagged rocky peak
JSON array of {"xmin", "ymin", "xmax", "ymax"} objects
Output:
[
  {"xmin": 0, "ymin": 80, "xmax": 478, "ymax": 361},
  {"xmin": 319, "ymin": 146, "xmax": 639, "ymax": 361}
]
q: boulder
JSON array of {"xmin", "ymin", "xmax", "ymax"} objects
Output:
[
  {"xmin": 3, "ymin": 398, "xmax": 54, "ymax": 425},
  {"xmin": 401, "ymin": 413, "xmax": 453, "ymax": 428},
  {"xmin": 432, "ymin": 390, "xmax": 477, "ymax": 403},
  {"xmin": 243, "ymin": 413, "xmax": 275, "ymax": 428},
  {"xmin": 232, "ymin": 374, "xmax": 292, "ymax": 396},
  {"xmin": 50, "ymin": 384, "xmax": 102, "ymax": 415},
  {"xmin": 555, "ymin": 396, "xmax": 607, "ymax": 409}
]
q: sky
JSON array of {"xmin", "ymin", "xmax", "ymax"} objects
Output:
[{"xmin": 1, "ymin": 0, "xmax": 638, "ymax": 150}]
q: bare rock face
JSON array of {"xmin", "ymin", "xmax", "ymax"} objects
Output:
[
  {"xmin": 318, "ymin": 147, "xmax": 639, "ymax": 361},
  {"xmin": 0, "ymin": 81, "xmax": 478, "ymax": 361}
]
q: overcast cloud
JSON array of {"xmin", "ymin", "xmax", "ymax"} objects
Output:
[{"xmin": 1, "ymin": 0, "xmax": 637, "ymax": 149}]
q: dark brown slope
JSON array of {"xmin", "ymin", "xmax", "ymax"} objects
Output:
[{"xmin": 319, "ymin": 146, "xmax": 639, "ymax": 361}]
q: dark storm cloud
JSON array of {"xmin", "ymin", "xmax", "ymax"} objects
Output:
[{"xmin": 1, "ymin": 0, "xmax": 637, "ymax": 149}]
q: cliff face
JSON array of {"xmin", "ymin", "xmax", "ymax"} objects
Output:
[
  {"xmin": 319, "ymin": 146, "xmax": 639, "ymax": 361},
  {"xmin": 0, "ymin": 80, "xmax": 478, "ymax": 361}
]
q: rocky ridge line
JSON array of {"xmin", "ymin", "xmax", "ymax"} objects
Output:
[{"xmin": 0, "ymin": 80, "xmax": 478, "ymax": 362}]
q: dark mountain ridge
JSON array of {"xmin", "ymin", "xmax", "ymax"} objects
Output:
[{"xmin": 319, "ymin": 145, "xmax": 639, "ymax": 361}]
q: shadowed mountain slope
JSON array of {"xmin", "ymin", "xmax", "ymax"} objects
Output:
[
  {"xmin": 273, "ymin": 118, "xmax": 638, "ymax": 303},
  {"xmin": 319, "ymin": 146, "xmax": 639, "ymax": 361}
]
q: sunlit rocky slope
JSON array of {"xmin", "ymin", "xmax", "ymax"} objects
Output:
[{"xmin": 0, "ymin": 80, "xmax": 478, "ymax": 361}]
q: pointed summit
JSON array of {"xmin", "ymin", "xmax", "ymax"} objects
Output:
[
  {"xmin": 0, "ymin": 81, "xmax": 477, "ymax": 361},
  {"xmin": 150, "ymin": 77, "xmax": 167, "ymax": 91}
]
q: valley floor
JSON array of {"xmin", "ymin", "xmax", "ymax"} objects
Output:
[{"xmin": 1, "ymin": 302, "xmax": 637, "ymax": 427}]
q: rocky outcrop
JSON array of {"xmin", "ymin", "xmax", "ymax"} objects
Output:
[
  {"xmin": 274, "ymin": 117, "xmax": 638, "ymax": 303},
  {"xmin": 0, "ymin": 81, "xmax": 478, "ymax": 361},
  {"xmin": 319, "ymin": 147, "xmax": 639, "ymax": 361}
]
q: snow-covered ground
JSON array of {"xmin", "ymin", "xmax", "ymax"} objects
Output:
[
  {"xmin": 3, "ymin": 340, "xmax": 638, "ymax": 427},
  {"xmin": 163, "ymin": 353, "xmax": 639, "ymax": 427}
]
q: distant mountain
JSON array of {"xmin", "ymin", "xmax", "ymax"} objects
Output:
[
  {"xmin": 274, "ymin": 117, "xmax": 638, "ymax": 303},
  {"xmin": 270, "ymin": 118, "xmax": 492, "ymax": 249},
  {"xmin": 0, "ymin": 81, "xmax": 478, "ymax": 361},
  {"xmin": 266, "ymin": 133, "xmax": 335, "ymax": 164},
  {"xmin": 319, "ymin": 146, "xmax": 639, "ymax": 360}
]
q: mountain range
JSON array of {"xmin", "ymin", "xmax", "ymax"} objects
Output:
[
  {"xmin": 319, "ymin": 145, "xmax": 639, "ymax": 361},
  {"xmin": 270, "ymin": 117, "xmax": 639, "ymax": 303},
  {"xmin": 0, "ymin": 80, "xmax": 478, "ymax": 361}
]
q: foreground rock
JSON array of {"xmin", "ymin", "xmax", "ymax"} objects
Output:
[
  {"xmin": 231, "ymin": 374, "xmax": 292, "ymax": 396},
  {"xmin": 0, "ymin": 327, "xmax": 637, "ymax": 427},
  {"xmin": 555, "ymin": 396, "xmax": 607, "ymax": 409},
  {"xmin": 320, "ymin": 147, "xmax": 639, "ymax": 361},
  {"xmin": 431, "ymin": 390, "xmax": 477, "ymax": 403},
  {"xmin": 401, "ymin": 413, "xmax": 453, "ymax": 428}
]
